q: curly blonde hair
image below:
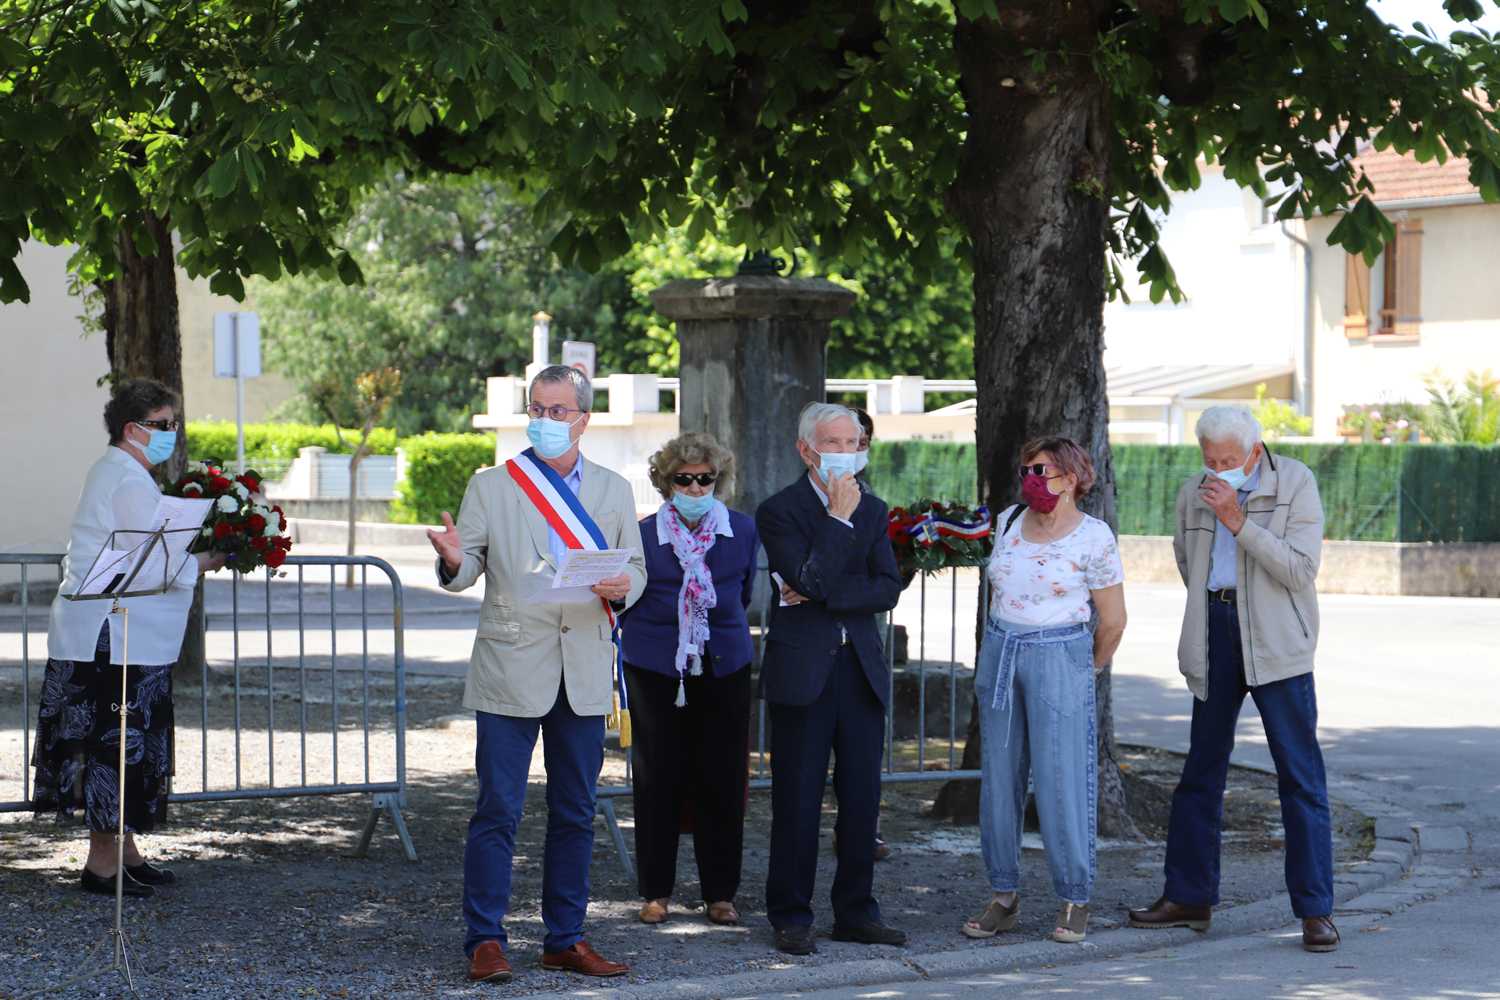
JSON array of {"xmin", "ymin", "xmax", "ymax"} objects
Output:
[{"xmin": 648, "ymin": 432, "xmax": 736, "ymax": 502}]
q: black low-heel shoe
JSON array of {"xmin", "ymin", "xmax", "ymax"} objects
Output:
[
  {"xmin": 80, "ymin": 867, "xmax": 154, "ymax": 898},
  {"xmin": 124, "ymin": 861, "xmax": 177, "ymax": 886}
]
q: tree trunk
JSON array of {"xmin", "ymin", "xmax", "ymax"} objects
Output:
[
  {"xmin": 930, "ymin": 4, "xmax": 1141, "ymax": 839},
  {"xmin": 99, "ymin": 209, "xmax": 186, "ymax": 482}
]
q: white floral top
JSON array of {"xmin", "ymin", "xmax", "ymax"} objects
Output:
[{"xmin": 987, "ymin": 507, "xmax": 1125, "ymax": 626}]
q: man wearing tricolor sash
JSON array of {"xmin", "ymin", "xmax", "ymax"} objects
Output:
[{"xmin": 428, "ymin": 365, "xmax": 647, "ymax": 983}]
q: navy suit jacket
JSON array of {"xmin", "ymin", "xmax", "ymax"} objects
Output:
[
  {"xmin": 619, "ymin": 508, "xmax": 761, "ymax": 677},
  {"xmin": 757, "ymin": 475, "xmax": 902, "ymax": 707}
]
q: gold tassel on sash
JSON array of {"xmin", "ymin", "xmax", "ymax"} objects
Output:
[{"xmin": 607, "ymin": 692, "xmax": 632, "ymax": 748}]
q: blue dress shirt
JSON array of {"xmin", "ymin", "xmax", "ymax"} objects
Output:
[{"xmin": 1207, "ymin": 463, "xmax": 1261, "ymax": 591}]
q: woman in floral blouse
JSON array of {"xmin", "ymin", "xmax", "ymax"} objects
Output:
[{"xmin": 961, "ymin": 436, "xmax": 1127, "ymax": 945}]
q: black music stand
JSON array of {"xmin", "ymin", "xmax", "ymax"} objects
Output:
[{"xmin": 18, "ymin": 524, "xmax": 201, "ymax": 1000}]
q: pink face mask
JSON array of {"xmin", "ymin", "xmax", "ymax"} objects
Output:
[{"xmin": 1021, "ymin": 473, "xmax": 1062, "ymax": 513}]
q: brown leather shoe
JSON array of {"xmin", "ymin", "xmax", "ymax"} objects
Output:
[
  {"xmin": 1303, "ymin": 915, "xmax": 1340, "ymax": 952},
  {"xmin": 540, "ymin": 941, "xmax": 628, "ymax": 977},
  {"xmin": 639, "ymin": 898, "xmax": 668, "ymax": 924},
  {"xmin": 706, "ymin": 901, "xmax": 739, "ymax": 925},
  {"xmin": 468, "ymin": 941, "xmax": 513, "ymax": 983},
  {"xmin": 1127, "ymin": 897, "xmax": 1212, "ymax": 930}
]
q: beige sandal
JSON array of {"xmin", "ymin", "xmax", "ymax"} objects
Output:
[
  {"xmin": 962, "ymin": 896, "xmax": 1020, "ymax": 939},
  {"xmin": 706, "ymin": 901, "xmax": 739, "ymax": 925},
  {"xmin": 639, "ymin": 898, "xmax": 669, "ymax": 924},
  {"xmin": 1052, "ymin": 902, "xmax": 1089, "ymax": 943}
]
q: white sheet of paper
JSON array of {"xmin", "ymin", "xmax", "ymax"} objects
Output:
[
  {"xmin": 526, "ymin": 548, "xmax": 635, "ymax": 605},
  {"xmin": 771, "ymin": 571, "xmax": 792, "ymax": 607},
  {"xmin": 149, "ymin": 496, "xmax": 215, "ymax": 533},
  {"xmin": 76, "ymin": 549, "xmax": 138, "ymax": 596}
]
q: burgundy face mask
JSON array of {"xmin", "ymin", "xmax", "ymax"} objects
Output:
[{"xmin": 1021, "ymin": 473, "xmax": 1062, "ymax": 513}]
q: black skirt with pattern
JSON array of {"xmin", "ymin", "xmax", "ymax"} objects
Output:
[{"xmin": 32, "ymin": 625, "xmax": 174, "ymax": 833}]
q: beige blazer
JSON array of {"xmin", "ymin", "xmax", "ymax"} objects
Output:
[
  {"xmin": 1173, "ymin": 451, "xmax": 1323, "ymax": 699},
  {"xmin": 441, "ymin": 454, "xmax": 647, "ymax": 717}
]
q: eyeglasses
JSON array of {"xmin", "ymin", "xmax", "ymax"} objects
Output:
[
  {"xmin": 670, "ymin": 472, "xmax": 718, "ymax": 488},
  {"xmin": 1018, "ymin": 463, "xmax": 1061, "ymax": 479},
  {"xmin": 526, "ymin": 403, "xmax": 584, "ymax": 422},
  {"xmin": 135, "ymin": 419, "xmax": 180, "ymax": 432}
]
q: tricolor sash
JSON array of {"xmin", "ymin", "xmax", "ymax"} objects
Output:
[{"xmin": 505, "ymin": 448, "xmax": 631, "ymax": 743}]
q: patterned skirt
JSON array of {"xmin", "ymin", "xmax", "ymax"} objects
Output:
[{"xmin": 32, "ymin": 625, "xmax": 174, "ymax": 833}]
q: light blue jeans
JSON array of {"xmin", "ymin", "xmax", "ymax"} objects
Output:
[{"xmin": 974, "ymin": 616, "xmax": 1097, "ymax": 904}]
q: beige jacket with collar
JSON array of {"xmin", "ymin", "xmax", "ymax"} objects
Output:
[
  {"xmin": 441, "ymin": 454, "xmax": 647, "ymax": 718},
  {"xmin": 1173, "ymin": 450, "xmax": 1324, "ymax": 700}
]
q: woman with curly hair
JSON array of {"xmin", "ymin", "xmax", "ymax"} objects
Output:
[
  {"xmin": 618, "ymin": 431, "xmax": 760, "ymax": 927},
  {"xmin": 37, "ymin": 378, "xmax": 225, "ymax": 898}
]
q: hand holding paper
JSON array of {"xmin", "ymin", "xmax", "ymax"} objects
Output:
[{"xmin": 527, "ymin": 548, "xmax": 636, "ymax": 605}]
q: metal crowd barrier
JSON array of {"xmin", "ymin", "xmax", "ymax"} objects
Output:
[
  {"xmin": 596, "ymin": 559, "xmax": 985, "ymax": 874},
  {"xmin": 0, "ymin": 553, "xmax": 414, "ymax": 861}
]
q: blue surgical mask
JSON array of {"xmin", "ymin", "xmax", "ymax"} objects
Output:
[
  {"xmin": 526, "ymin": 415, "xmax": 582, "ymax": 459},
  {"xmin": 815, "ymin": 449, "xmax": 858, "ymax": 483},
  {"xmin": 671, "ymin": 488, "xmax": 716, "ymax": 522},
  {"xmin": 1205, "ymin": 460, "xmax": 1258, "ymax": 491},
  {"xmin": 128, "ymin": 427, "xmax": 177, "ymax": 465}
]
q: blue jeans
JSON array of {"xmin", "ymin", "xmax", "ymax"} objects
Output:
[
  {"xmin": 975, "ymin": 618, "xmax": 1097, "ymax": 904},
  {"xmin": 462, "ymin": 684, "xmax": 604, "ymax": 956},
  {"xmin": 1164, "ymin": 598, "xmax": 1334, "ymax": 918}
]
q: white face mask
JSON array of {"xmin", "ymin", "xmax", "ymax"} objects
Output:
[
  {"xmin": 814, "ymin": 449, "xmax": 858, "ymax": 483},
  {"xmin": 853, "ymin": 450, "xmax": 870, "ymax": 475}
]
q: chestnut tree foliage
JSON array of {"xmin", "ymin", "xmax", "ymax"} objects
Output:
[{"xmin": 7, "ymin": 0, "xmax": 1500, "ymax": 828}]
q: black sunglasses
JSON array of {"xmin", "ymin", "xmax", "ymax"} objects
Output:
[
  {"xmin": 1017, "ymin": 463, "xmax": 1060, "ymax": 479},
  {"xmin": 135, "ymin": 418, "xmax": 180, "ymax": 432},
  {"xmin": 670, "ymin": 472, "xmax": 718, "ymax": 488}
]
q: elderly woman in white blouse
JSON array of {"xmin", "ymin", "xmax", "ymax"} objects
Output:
[
  {"xmin": 962, "ymin": 435, "xmax": 1127, "ymax": 946},
  {"xmin": 37, "ymin": 379, "xmax": 224, "ymax": 899}
]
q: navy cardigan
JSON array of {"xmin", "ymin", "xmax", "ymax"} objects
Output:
[{"xmin": 619, "ymin": 508, "xmax": 761, "ymax": 677}]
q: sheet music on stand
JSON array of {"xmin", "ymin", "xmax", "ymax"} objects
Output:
[{"xmin": 66, "ymin": 496, "xmax": 213, "ymax": 601}]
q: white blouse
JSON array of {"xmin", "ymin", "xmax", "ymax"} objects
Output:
[
  {"xmin": 47, "ymin": 447, "xmax": 199, "ymax": 665},
  {"xmin": 987, "ymin": 508, "xmax": 1124, "ymax": 627}
]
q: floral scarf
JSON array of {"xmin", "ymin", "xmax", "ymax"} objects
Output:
[{"xmin": 656, "ymin": 499, "xmax": 729, "ymax": 706}]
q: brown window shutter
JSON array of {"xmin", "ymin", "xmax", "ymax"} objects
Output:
[
  {"xmin": 1343, "ymin": 252, "xmax": 1370, "ymax": 337},
  {"xmin": 1394, "ymin": 217, "xmax": 1423, "ymax": 335}
]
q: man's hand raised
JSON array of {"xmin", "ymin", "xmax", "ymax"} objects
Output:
[
  {"xmin": 826, "ymin": 471, "xmax": 862, "ymax": 522},
  {"xmin": 428, "ymin": 511, "xmax": 463, "ymax": 577}
]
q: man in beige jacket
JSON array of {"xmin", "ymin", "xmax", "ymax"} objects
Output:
[
  {"xmin": 1128, "ymin": 406, "xmax": 1339, "ymax": 953},
  {"xmin": 428, "ymin": 365, "xmax": 647, "ymax": 983}
]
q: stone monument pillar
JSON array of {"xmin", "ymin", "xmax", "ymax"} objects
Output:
[{"xmin": 649, "ymin": 275, "xmax": 856, "ymax": 515}]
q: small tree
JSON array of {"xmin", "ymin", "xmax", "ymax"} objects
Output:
[
  {"xmin": 1418, "ymin": 368, "xmax": 1500, "ymax": 444},
  {"xmin": 1252, "ymin": 383, "xmax": 1312, "ymax": 440},
  {"xmin": 310, "ymin": 368, "xmax": 403, "ymax": 586}
]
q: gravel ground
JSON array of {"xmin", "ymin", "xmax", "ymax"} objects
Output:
[{"xmin": 0, "ymin": 662, "xmax": 1372, "ymax": 1000}]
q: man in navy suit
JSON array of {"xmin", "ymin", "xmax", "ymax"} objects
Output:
[{"xmin": 756, "ymin": 402, "xmax": 904, "ymax": 955}]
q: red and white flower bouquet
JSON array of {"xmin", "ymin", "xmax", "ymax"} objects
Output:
[{"xmin": 165, "ymin": 461, "xmax": 293, "ymax": 573}]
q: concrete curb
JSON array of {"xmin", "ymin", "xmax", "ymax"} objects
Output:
[{"xmin": 524, "ymin": 861, "xmax": 1410, "ymax": 1000}]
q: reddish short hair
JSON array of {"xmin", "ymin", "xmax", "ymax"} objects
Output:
[{"xmin": 1020, "ymin": 436, "xmax": 1097, "ymax": 496}]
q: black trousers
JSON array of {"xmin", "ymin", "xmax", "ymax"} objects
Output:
[
  {"xmin": 623, "ymin": 663, "xmax": 752, "ymax": 903},
  {"xmin": 765, "ymin": 646, "xmax": 886, "ymax": 929}
]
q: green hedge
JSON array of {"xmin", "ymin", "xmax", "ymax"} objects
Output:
[
  {"xmin": 391, "ymin": 433, "xmax": 496, "ymax": 525},
  {"xmin": 1112, "ymin": 443, "xmax": 1500, "ymax": 542},
  {"xmin": 186, "ymin": 421, "xmax": 398, "ymax": 459},
  {"xmin": 865, "ymin": 440, "xmax": 979, "ymax": 509},
  {"xmin": 865, "ymin": 441, "xmax": 1500, "ymax": 542}
]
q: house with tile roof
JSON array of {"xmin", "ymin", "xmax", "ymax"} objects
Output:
[{"xmin": 1102, "ymin": 142, "xmax": 1500, "ymax": 441}]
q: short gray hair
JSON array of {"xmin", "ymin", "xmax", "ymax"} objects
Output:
[
  {"xmin": 1195, "ymin": 406, "xmax": 1262, "ymax": 452},
  {"xmin": 530, "ymin": 365, "xmax": 593, "ymax": 413},
  {"xmin": 798, "ymin": 401, "xmax": 858, "ymax": 445}
]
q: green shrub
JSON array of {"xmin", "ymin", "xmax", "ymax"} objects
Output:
[
  {"xmin": 186, "ymin": 421, "xmax": 398, "ymax": 460},
  {"xmin": 391, "ymin": 433, "xmax": 497, "ymax": 525}
]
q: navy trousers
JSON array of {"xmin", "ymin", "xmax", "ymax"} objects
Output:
[
  {"xmin": 1164, "ymin": 599, "xmax": 1335, "ymax": 918},
  {"xmin": 462, "ymin": 683, "xmax": 604, "ymax": 956},
  {"xmin": 765, "ymin": 646, "xmax": 885, "ymax": 930}
]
